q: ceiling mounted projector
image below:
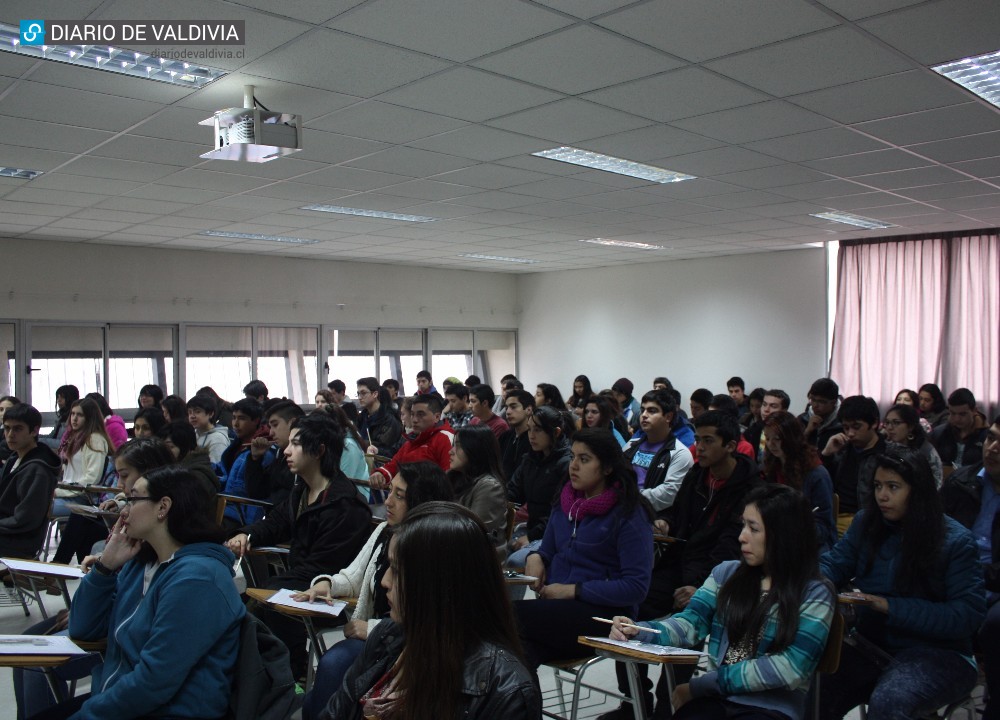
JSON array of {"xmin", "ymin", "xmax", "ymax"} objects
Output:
[{"xmin": 199, "ymin": 85, "xmax": 302, "ymax": 163}]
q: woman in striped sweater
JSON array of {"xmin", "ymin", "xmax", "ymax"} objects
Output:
[{"xmin": 611, "ymin": 484, "xmax": 834, "ymax": 720}]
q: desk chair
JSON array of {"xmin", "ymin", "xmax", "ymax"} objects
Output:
[{"xmin": 810, "ymin": 611, "xmax": 844, "ymax": 720}]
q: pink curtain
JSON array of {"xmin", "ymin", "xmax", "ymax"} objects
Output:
[{"xmin": 830, "ymin": 231, "xmax": 999, "ymax": 418}]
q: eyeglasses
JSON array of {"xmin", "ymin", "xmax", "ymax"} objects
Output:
[
  {"xmin": 124, "ymin": 496, "xmax": 154, "ymax": 505},
  {"xmin": 357, "ymin": 390, "xmax": 371, "ymax": 397}
]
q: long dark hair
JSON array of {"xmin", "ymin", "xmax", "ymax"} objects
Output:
[
  {"xmin": 135, "ymin": 465, "xmax": 227, "ymax": 564},
  {"xmin": 288, "ymin": 413, "xmax": 345, "ymax": 479},
  {"xmin": 392, "ymin": 502, "xmax": 523, "ymax": 720},
  {"xmin": 717, "ymin": 485, "xmax": 823, "ymax": 652},
  {"xmin": 762, "ymin": 411, "xmax": 819, "ymax": 490},
  {"xmin": 570, "ymin": 375, "xmax": 593, "ymax": 408},
  {"xmin": 536, "ymin": 383, "xmax": 566, "ymax": 409},
  {"xmin": 55, "ymin": 384, "xmax": 80, "ymax": 424},
  {"xmin": 859, "ymin": 448, "xmax": 944, "ymax": 597},
  {"xmin": 114, "ymin": 437, "xmax": 175, "ymax": 475},
  {"xmin": 884, "ymin": 403, "xmax": 925, "ymax": 449},
  {"xmin": 918, "ymin": 383, "xmax": 946, "ymax": 414},
  {"xmin": 138, "ymin": 384, "xmax": 164, "ymax": 410},
  {"xmin": 447, "ymin": 425, "xmax": 506, "ymax": 497},
  {"xmin": 318, "ymin": 402, "xmax": 365, "ymax": 448},
  {"xmin": 527, "ymin": 405, "xmax": 565, "ymax": 458},
  {"xmin": 570, "ymin": 428, "xmax": 653, "ymax": 521},
  {"xmin": 64, "ymin": 398, "xmax": 113, "ymax": 458},
  {"xmin": 584, "ymin": 394, "xmax": 614, "ymax": 430},
  {"xmin": 397, "ymin": 462, "xmax": 454, "ymax": 508}
]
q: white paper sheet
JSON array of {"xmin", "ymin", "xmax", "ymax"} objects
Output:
[
  {"xmin": 268, "ymin": 588, "xmax": 347, "ymax": 617},
  {"xmin": 0, "ymin": 635, "xmax": 87, "ymax": 655},
  {"xmin": 1, "ymin": 558, "xmax": 84, "ymax": 579},
  {"xmin": 583, "ymin": 636, "xmax": 706, "ymax": 658}
]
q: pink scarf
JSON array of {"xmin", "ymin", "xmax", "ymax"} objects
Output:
[{"xmin": 560, "ymin": 481, "xmax": 619, "ymax": 522}]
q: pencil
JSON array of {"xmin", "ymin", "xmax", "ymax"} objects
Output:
[{"xmin": 592, "ymin": 616, "xmax": 664, "ymax": 635}]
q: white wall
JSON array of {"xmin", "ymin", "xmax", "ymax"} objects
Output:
[
  {"xmin": 0, "ymin": 238, "xmax": 518, "ymax": 328},
  {"xmin": 516, "ymin": 248, "xmax": 829, "ymax": 413}
]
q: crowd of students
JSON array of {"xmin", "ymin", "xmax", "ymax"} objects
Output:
[{"xmin": 0, "ymin": 368, "xmax": 996, "ymax": 720}]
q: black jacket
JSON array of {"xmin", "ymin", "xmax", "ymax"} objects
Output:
[
  {"xmin": 244, "ymin": 445, "xmax": 295, "ymax": 506},
  {"xmin": 829, "ymin": 437, "xmax": 887, "ymax": 515},
  {"xmin": 931, "ymin": 424, "xmax": 988, "ymax": 469},
  {"xmin": 0, "ymin": 443, "xmax": 60, "ymax": 557},
  {"xmin": 238, "ymin": 475, "xmax": 372, "ymax": 584},
  {"xmin": 661, "ymin": 454, "xmax": 762, "ymax": 588},
  {"xmin": 357, "ymin": 406, "xmax": 403, "ymax": 458},
  {"xmin": 941, "ymin": 463, "xmax": 1000, "ymax": 596},
  {"xmin": 320, "ymin": 620, "xmax": 541, "ymax": 720},
  {"xmin": 506, "ymin": 441, "xmax": 571, "ymax": 542},
  {"xmin": 498, "ymin": 427, "xmax": 531, "ymax": 481}
]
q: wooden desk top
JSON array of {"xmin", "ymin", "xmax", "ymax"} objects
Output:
[
  {"xmin": 577, "ymin": 636, "xmax": 702, "ymax": 664},
  {"xmin": 218, "ymin": 493, "xmax": 273, "ymax": 509},
  {"xmin": 0, "ymin": 655, "xmax": 74, "ymax": 668},
  {"xmin": 837, "ymin": 592, "xmax": 873, "ymax": 606},
  {"xmin": 652, "ymin": 533, "xmax": 682, "ymax": 544},
  {"xmin": 69, "ymin": 505, "xmax": 118, "ymax": 520}
]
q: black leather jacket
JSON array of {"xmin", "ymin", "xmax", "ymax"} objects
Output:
[{"xmin": 320, "ymin": 620, "xmax": 541, "ymax": 720}]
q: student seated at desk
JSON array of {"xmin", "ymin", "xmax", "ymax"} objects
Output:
[
  {"xmin": 225, "ymin": 413, "xmax": 372, "ymax": 680},
  {"xmin": 818, "ymin": 448, "xmax": 986, "ymax": 720},
  {"xmin": 44, "ymin": 466, "xmax": 246, "ymax": 720},
  {"xmin": 294, "ymin": 461, "xmax": 453, "ymax": 719},
  {"xmin": 318, "ymin": 502, "xmax": 540, "ymax": 720},
  {"xmin": 55, "ymin": 398, "xmax": 112, "ymax": 518},
  {"xmin": 611, "ymin": 485, "xmax": 834, "ymax": 720},
  {"xmin": 514, "ymin": 428, "xmax": 654, "ymax": 678}
]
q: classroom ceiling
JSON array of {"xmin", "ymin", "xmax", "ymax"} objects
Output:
[{"xmin": 1, "ymin": 0, "xmax": 999, "ymax": 273}]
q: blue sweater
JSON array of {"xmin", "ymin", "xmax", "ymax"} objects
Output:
[
  {"xmin": 533, "ymin": 498, "xmax": 653, "ymax": 614},
  {"xmin": 68, "ymin": 543, "xmax": 246, "ymax": 720},
  {"xmin": 820, "ymin": 511, "xmax": 986, "ymax": 655},
  {"xmin": 223, "ymin": 446, "xmax": 275, "ymax": 525},
  {"xmin": 636, "ymin": 561, "xmax": 834, "ymax": 720}
]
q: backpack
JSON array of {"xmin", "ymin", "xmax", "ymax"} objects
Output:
[{"xmin": 228, "ymin": 613, "xmax": 300, "ymax": 720}]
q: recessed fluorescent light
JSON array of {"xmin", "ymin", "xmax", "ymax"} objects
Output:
[
  {"xmin": 809, "ymin": 212, "xmax": 896, "ymax": 230},
  {"xmin": 933, "ymin": 49, "xmax": 1000, "ymax": 108},
  {"xmin": 201, "ymin": 231, "xmax": 319, "ymax": 245},
  {"xmin": 580, "ymin": 238, "xmax": 666, "ymax": 250},
  {"xmin": 300, "ymin": 205, "xmax": 437, "ymax": 223},
  {"xmin": 0, "ymin": 167, "xmax": 42, "ymax": 180},
  {"xmin": 459, "ymin": 253, "xmax": 538, "ymax": 264},
  {"xmin": 0, "ymin": 22, "xmax": 226, "ymax": 88},
  {"xmin": 532, "ymin": 147, "xmax": 696, "ymax": 184}
]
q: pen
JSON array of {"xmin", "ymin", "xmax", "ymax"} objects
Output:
[{"xmin": 592, "ymin": 617, "xmax": 664, "ymax": 635}]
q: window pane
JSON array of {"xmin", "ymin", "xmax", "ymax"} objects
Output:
[
  {"xmin": 257, "ymin": 327, "xmax": 318, "ymax": 404},
  {"xmin": 30, "ymin": 325, "xmax": 105, "ymax": 408},
  {"xmin": 476, "ymin": 331, "xmax": 516, "ymax": 389},
  {"xmin": 432, "ymin": 330, "xmax": 473, "ymax": 385},
  {"xmin": 326, "ymin": 329, "xmax": 376, "ymax": 397},
  {"xmin": 185, "ymin": 326, "xmax": 251, "ymax": 403},
  {"xmin": 108, "ymin": 326, "xmax": 175, "ymax": 410},
  {"xmin": 0, "ymin": 323, "xmax": 14, "ymax": 397},
  {"xmin": 379, "ymin": 330, "xmax": 423, "ymax": 397}
]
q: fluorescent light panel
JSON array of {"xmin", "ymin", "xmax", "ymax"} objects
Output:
[
  {"xmin": 201, "ymin": 230, "xmax": 319, "ymax": 245},
  {"xmin": 532, "ymin": 147, "xmax": 696, "ymax": 184},
  {"xmin": 0, "ymin": 167, "xmax": 43, "ymax": 180},
  {"xmin": 300, "ymin": 205, "xmax": 437, "ymax": 223},
  {"xmin": 459, "ymin": 253, "xmax": 538, "ymax": 264},
  {"xmin": 580, "ymin": 238, "xmax": 666, "ymax": 250},
  {"xmin": 810, "ymin": 212, "xmax": 896, "ymax": 230},
  {"xmin": 933, "ymin": 49, "xmax": 1000, "ymax": 108},
  {"xmin": 0, "ymin": 22, "xmax": 226, "ymax": 88}
]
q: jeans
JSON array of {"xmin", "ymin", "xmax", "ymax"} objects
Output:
[
  {"xmin": 301, "ymin": 637, "xmax": 365, "ymax": 720},
  {"xmin": 505, "ymin": 539, "xmax": 542, "ymax": 601},
  {"xmin": 13, "ymin": 619, "xmax": 101, "ymax": 720},
  {"xmin": 818, "ymin": 640, "xmax": 978, "ymax": 720}
]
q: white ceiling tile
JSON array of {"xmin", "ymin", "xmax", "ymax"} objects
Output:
[
  {"xmin": 931, "ymin": 194, "xmax": 1000, "ymax": 211},
  {"xmin": 504, "ymin": 176, "xmax": 612, "ymax": 200},
  {"xmin": 746, "ymin": 200, "xmax": 829, "ymax": 217},
  {"xmin": 595, "ymin": 0, "xmax": 838, "ymax": 62},
  {"xmin": 71, "ymin": 208, "xmax": 158, "ymax": 224},
  {"xmin": 815, "ymin": 191, "xmax": 908, "ymax": 210},
  {"xmin": 496, "ymin": 154, "xmax": 598, "ymax": 176},
  {"xmin": 663, "ymin": 146, "xmax": 783, "ymax": 176},
  {"xmin": 130, "ymin": 106, "xmax": 216, "ymax": 144},
  {"xmin": 774, "ymin": 179, "xmax": 873, "ymax": 200},
  {"xmin": 0, "ymin": 81, "xmax": 161, "ymax": 132},
  {"xmin": 851, "ymin": 165, "xmax": 969, "ymax": 190},
  {"xmin": 124, "ymin": 184, "xmax": 229, "ymax": 204},
  {"xmin": 27, "ymin": 173, "xmax": 137, "ymax": 196},
  {"xmin": 199, "ymin": 157, "xmax": 328, "ymax": 181},
  {"xmin": 0, "ymin": 53, "xmax": 37, "ymax": 78},
  {"xmin": 0, "ymin": 115, "xmax": 115, "ymax": 155},
  {"xmin": 579, "ymin": 125, "xmax": 724, "ymax": 162},
  {"xmin": 859, "ymin": 0, "xmax": 1000, "ymax": 65},
  {"xmin": 294, "ymin": 130, "xmax": 388, "ymax": 165},
  {"xmin": 240, "ymin": 29, "xmax": 450, "ymax": 97},
  {"xmin": 712, "ymin": 164, "xmax": 832, "ymax": 190},
  {"xmin": 173, "ymin": 205, "xmax": 268, "ymax": 222},
  {"xmin": 179, "ymin": 73, "xmax": 361, "ymax": 122},
  {"xmin": 95, "ymin": 197, "xmax": 192, "ymax": 215},
  {"xmin": 690, "ymin": 190, "xmax": 791, "ymax": 210},
  {"xmin": 897, "ymin": 180, "xmax": 998, "ymax": 202},
  {"xmin": 909, "ymin": 132, "xmax": 1000, "ymax": 164},
  {"xmin": 344, "ymin": 146, "xmax": 476, "ymax": 177},
  {"xmin": 531, "ymin": 0, "xmax": 639, "ymax": 18},
  {"xmin": 789, "ymin": 71, "xmax": 969, "ymax": 124},
  {"xmin": 407, "ymin": 126, "xmax": 549, "ymax": 162},
  {"xmin": 671, "ymin": 101, "xmax": 833, "ymax": 143},
  {"xmin": 487, "ymin": 99, "xmax": 651, "ymax": 143},
  {"xmin": 0, "ymin": 199, "xmax": 77, "ymax": 217},
  {"xmin": 231, "ymin": 0, "xmax": 366, "ymax": 23},
  {"xmin": 0, "ymin": 145, "xmax": 77, "ymax": 172},
  {"xmin": 47, "ymin": 218, "xmax": 131, "ymax": 233},
  {"xmin": 473, "ymin": 25, "xmax": 682, "ymax": 95},
  {"xmin": 853, "ymin": 104, "xmax": 1000, "ymax": 147},
  {"xmin": 582, "ymin": 67, "xmax": 768, "ymax": 123},
  {"xmin": 0, "ymin": 213, "xmax": 58, "ymax": 227},
  {"xmin": 292, "ymin": 165, "xmax": 411, "ymax": 191},
  {"xmin": 157, "ymin": 168, "xmax": 276, "ymax": 192},
  {"xmin": 459, "ymin": 191, "xmax": 540, "ymax": 210},
  {"xmin": 307, "ymin": 101, "xmax": 466, "ymax": 142},
  {"xmin": 743, "ymin": 128, "xmax": 890, "ymax": 162},
  {"xmin": 804, "ymin": 150, "xmax": 931, "ymax": 177},
  {"xmin": 706, "ymin": 28, "xmax": 913, "ymax": 97},
  {"xmin": 26, "ymin": 62, "xmax": 193, "ymax": 104},
  {"xmin": 4, "ymin": 186, "xmax": 105, "ymax": 208},
  {"xmin": 949, "ymin": 158, "xmax": 1000, "ymax": 179},
  {"xmin": 91, "ymin": 135, "xmax": 204, "ymax": 166},
  {"xmin": 329, "ymin": 0, "xmax": 571, "ymax": 62},
  {"xmin": 147, "ymin": 214, "xmax": 232, "ymax": 229},
  {"xmin": 244, "ymin": 182, "xmax": 355, "ymax": 203},
  {"xmin": 815, "ymin": 0, "xmax": 926, "ymax": 20},
  {"xmin": 375, "ymin": 67, "xmax": 561, "ymax": 123}
]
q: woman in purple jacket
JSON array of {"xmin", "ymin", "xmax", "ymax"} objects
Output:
[{"xmin": 515, "ymin": 428, "xmax": 654, "ymax": 675}]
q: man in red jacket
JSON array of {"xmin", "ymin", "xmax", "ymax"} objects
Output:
[{"xmin": 369, "ymin": 394, "xmax": 454, "ymax": 489}]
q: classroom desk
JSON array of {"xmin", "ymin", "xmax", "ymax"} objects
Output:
[
  {"xmin": 0, "ymin": 635, "xmax": 91, "ymax": 703},
  {"xmin": 218, "ymin": 494, "xmax": 273, "ymax": 526},
  {"xmin": 246, "ymin": 587, "xmax": 356, "ymax": 690},
  {"xmin": 2, "ymin": 559, "xmax": 83, "ymax": 618},
  {"xmin": 576, "ymin": 636, "xmax": 701, "ymax": 720}
]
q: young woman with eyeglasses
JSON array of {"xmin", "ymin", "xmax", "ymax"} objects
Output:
[{"xmin": 881, "ymin": 403, "xmax": 943, "ymax": 488}]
